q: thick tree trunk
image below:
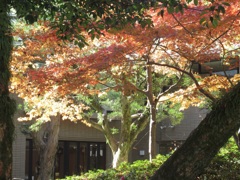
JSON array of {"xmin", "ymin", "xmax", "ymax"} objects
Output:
[
  {"xmin": 102, "ymin": 94, "xmax": 149, "ymax": 168},
  {"xmin": 33, "ymin": 116, "xmax": 60, "ymax": 180},
  {"xmin": 0, "ymin": 3, "xmax": 16, "ymax": 179},
  {"xmin": 233, "ymin": 130, "xmax": 240, "ymax": 150},
  {"xmin": 106, "ymin": 114, "xmax": 149, "ymax": 168},
  {"xmin": 151, "ymin": 82, "xmax": 240, "ymax": 180},
  {"xmin": 89, "ymin": 94, "xmax": 149, "ymax": 168},
  {"xmin": 111, "ymin": 95, "xmax": 133, "ymax": 168},
  {"xmin": 112, "ymin": 144, "xmax": 130, "ymax": 168}
]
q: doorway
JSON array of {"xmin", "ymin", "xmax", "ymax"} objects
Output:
[{"xmin": 25, "ymin": 139, "xmax": 106, "ymax": 179}]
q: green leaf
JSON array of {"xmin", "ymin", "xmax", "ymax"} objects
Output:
[
  {"xmin": 218, "ymin": 5, "xmax": 225, "ymax": 14},
  {"xmin": 167, "ymin": 6, "xmax": 174, "ymax": 14},
  {"xmin": 210, "ymin": 6, "xmax": 215, "ymax": 11},
  {"xmin": 215, "ymin": 14, "xmax": 220, "ymax": 21},
  {"xmin": 194, "ymin": 0, "xmax": 198, "ymax": 6},
  {"xmin": 200, "ymin": 17, "xmax": 207, "ymax": 25},
  {"xmin": 98, "ymin": 23, "xmax": 105, "ymax": 30},
  {"xmin": 25, "ymin": 14, "xmax": 36, "ymax": 24},
  {"xmin": 200, "ymin": 11, "xmax": 208, "ymax": 16},
  {"xmin": 222, "ymin": 2, "xmax": 230, "ymax": 6},
  {"xmin": 105, "ymin": 17, "xmax": 112, "ymax": 24},
  {"xmin": 178, "ymin": 4, "xmax": 184, "ymax": 14},
  {"xmin": 175, "ymin": 6, "xmax": 179, "ymax": 13},
  {"xmin": 212, "ymin": 19, "xmax": 218, "ymax": 27}
]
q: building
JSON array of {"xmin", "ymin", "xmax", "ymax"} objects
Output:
[{"xmin": 12, "ymin": 93, "xmax": 207, "ymax": 179}]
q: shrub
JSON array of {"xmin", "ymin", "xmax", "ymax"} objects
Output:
[
  {"xmin": 60, "ymin": 154, "xmax": 168, "ymax": 180},
  {"xmin": 199, "ymin": 138, "xmax": 240, "ymax": 179},
  {"xmin": 61, "ymin": 138, "xmax": 240, "ymax": 180}
]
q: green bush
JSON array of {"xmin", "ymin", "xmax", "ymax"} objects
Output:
[
  {"xmin": 199, "ymin": 138, "xmax": 240, "ymax": 180},
  {"xmin": 61, "ymin": 138, "xmax": 240, "ymax": 180},
  {"xmin": 60, "ymin": 154, "xmax": 168, "ymax": 180}
]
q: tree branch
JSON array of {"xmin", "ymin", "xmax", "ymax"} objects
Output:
[
  {"xmin": 200, "ymin": 11, "xmax": 239, "ymax": 52},
  {"xmin": 156, "ymin": 74, "xmax": 183, "ymax": 101},
  {"xmin": 172, "ymin": 14, "xmax": 193, "ymax": 36},
  {"xmin": 148, "ymin": 61, "xmax": 216, "ymax": 102}
]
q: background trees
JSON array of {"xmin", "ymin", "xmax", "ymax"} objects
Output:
[{"xmin": 4, "ymin": 0, "xmax": 240, "ymax": 179}]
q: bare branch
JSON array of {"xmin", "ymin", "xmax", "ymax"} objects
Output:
[
  {"xmin": 148, "ymin": 61, "xmax": 216, "ymax": 102},
  {"xmin": 156, "ymin": 74, "xmax": 183, "ymax": 101},
  {"xmin": 172, "ymin": 14, "xmax": 193, "ymax": 36},
  {"xmin": 218, "ymin": 39, "xmax": 234, "ymax": 87},
  {"xmin": 200, "ymin": 11, "xmax": 239, "ymax": 52}
]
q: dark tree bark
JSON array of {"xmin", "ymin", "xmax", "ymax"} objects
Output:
[
  {"xmin": 33, "ymin": 116, "xmax": 60, "ymax": 180},
  {"xmin": 151, "ymin": 82, "xmax": 240, "ymax": 180},
  {"xmin": 0, "ymin": 2, "xmax": 16, "ymax": 179},
  {"xmin": 233, "ymin": 131, "xmax": 240, "ymax": 150}
]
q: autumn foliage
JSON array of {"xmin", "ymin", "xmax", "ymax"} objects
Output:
[{"xmin": 10, "ymin": 0, "xmax": 240, "ymax": 121}]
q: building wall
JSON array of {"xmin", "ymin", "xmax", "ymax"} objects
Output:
[
  {"xmin": 159, "ymin": 106, "xmax": 208, "ymax": 141},
  {"xmin": 12, "ymin": 110, "xmax": 27, "ymax": 179},
  {"xmin": 131, "ymin": 126, "xmax": 150, "ymax": 162},
  {"xmin": 12, "ymin": 101, "xmax": 208, "ymax": 179},
  {"xmin": 58, "ymin": 120, "xmax": 113, "ymax": 168},
  {"xmin": 12, "ymin": 113, "xmax": 111, "ymax": 179},
  {"xmin": 12, "ymin": 94, "xmax": 26, "ymax": 179},
  {"xmin": 58, "ymin": 120, "xmax": 105, "ymax": 142},
  {"xmin": 131, "ymin": 106, "xmax": 208, "ymax": 159}
]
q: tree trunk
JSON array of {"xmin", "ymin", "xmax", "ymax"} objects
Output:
[
  {"xmin": 89, "ymin": 94, "xmax": 149, "ymax": 168},
  {"xmin": 105, "ymin": 111, "xmax": 149, "ymax": 168},
  {"xmin": 233, "ymin": 130, "xmax": 240, "ymax": 150},
  {"xmin": 33, "ymin": 116, "xmax": 60, "ymax": 180},
  {"xmin": 111, "ymin": 95, "xmax": 133, "ymax": 168},
  {"xmin": 148, "ymin": 105, "xmax": 157, "ymax": 162},
  {"xmin": 151, "ymin": 82, "xmax": 240, "ymax": 180},
  {"xmin": 112, "ymin": 144, "xmax": 130, "ymax": 168},
  {"xmin": 0, "ymin": 3, "xmax": 16, "ymax": 179},
  {"xmin": 146, "ymin": 64, "xmax": 157, "ymax": 161}
]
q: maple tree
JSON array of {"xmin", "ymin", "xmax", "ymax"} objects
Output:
[
  {"xmin": 24, "ymin": 0, "xmax": 240, "ymax": 164},
  {"xmin": 11, "ymin": 21, "xmax": 185, "ymax": 172},
  {"xmin": 11, "ymin": 1, "xmax": 240, "ymax": 179},
  {"xmin": 3, "ymin": 0, "xmax": 161, "ymax": 177},
  {"xmin": 11, "ymin": 16, "xmax": 180, "ymax": 169},
  {"xmin": 1, "ymin": 1, "xmax": 155, "ymax": 178},
  {"xmin": 11, "ymin": 22, "xmax": 94, "ymax": 180},
  {"xmin": 74, "ymin": 66, "xmax": 184, "ymax": 167},
  {"xmin": 3, "ymin": 1, "xmax": 238, "ymax": 179}
]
